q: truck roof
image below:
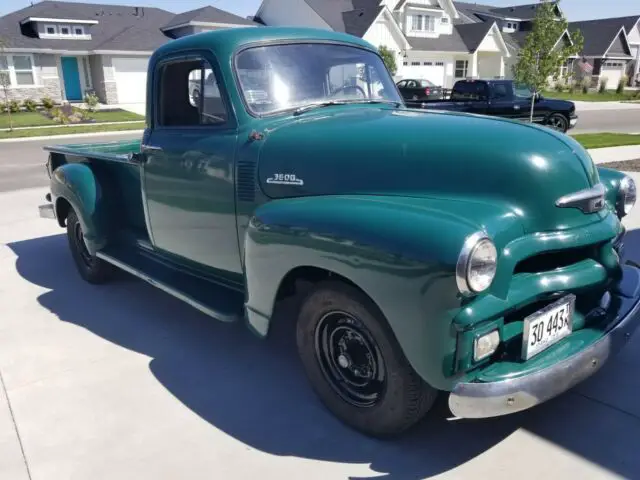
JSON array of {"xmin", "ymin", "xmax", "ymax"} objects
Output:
[{"xmin": 153, "ymin": 26, "xmax": 377, "ymax": 60}]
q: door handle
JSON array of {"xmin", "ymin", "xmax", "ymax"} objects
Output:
[
  {"xmin": 128, "ymin": 152, "xmax": 148, "ymax": 164},
  {"xmin": 141, "ymin": 144, "xmax": 163, "ymax": 152}
]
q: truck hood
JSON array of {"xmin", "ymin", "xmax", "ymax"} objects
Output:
[{"xmin": 257, "ymin": 106, "xmax": 602, "ymax": 233}]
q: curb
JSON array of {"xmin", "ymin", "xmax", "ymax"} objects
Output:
[{"xmin": 0, "ymin": 129, "xmax": 144, "ymax": 143}]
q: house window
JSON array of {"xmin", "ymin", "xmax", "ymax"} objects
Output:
[
  {"xmin": 411, "ymin": 62, "xmax": 420, "ymax": 66},
  {"xmin": 455, "ymin": 60, "xmax": 469, "ymax": 78},
  {"xmin": 45, "ymin": 25, "xmax": 57, "ymax": 35},
  {"xmin": 82, "ymin": 57, "xmax": 91, "ymax": 88},
  {"xmin": 60, "ymin": 26, "xmax": 70, "ymax": 36},
  {"xmin": 403, "ymin": 61, "xmax": 408, "ymax": 66},
  {"xmin": 0, "ymin": 54, "xmax": 36, "ymax": 87},
  {"xmin": 435, "ymin": 61, "xmax": 445, "ymax": 66},
  {"xmin": 411, "ymin": 14, "xmax": 435, "ymax": 32},
  {"xmin": 424, "ymin": 62, "xmax": 433, "ymax": 65},
  {"xmin": 441, "ymin": 16, "xmax": 449, "ymax": 24},
  {"xmin": 512, "ymin": 23, "xmax": 518, "ymax": 30},
  {"xmin": 507, "ymin": 23, "xmax": 512, "ymax": 29},
  {"xmin": 74, "ymin": 26, "xmax": 85, "ymax": 36}
]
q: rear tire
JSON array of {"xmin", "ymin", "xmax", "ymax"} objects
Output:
[
  {"xmin": 296, "ymin": 281, "xmax": 437, "ymax": 437},
  {"xmin": 66, "ymin": 210, "xmax": 114, "ymax": 284}
]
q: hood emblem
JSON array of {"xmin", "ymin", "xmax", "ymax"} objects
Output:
[
  {"xmin": 266, "ymin": 173, "xmax": 304, "ymax": 186},
  {"xmin": 556, "ymin": 183, "xmax": 605, "ymax": 214}
]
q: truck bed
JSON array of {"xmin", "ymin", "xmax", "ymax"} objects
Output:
[{"xmin": 44, "ymin": 139, "xmax": 142, "ymax": 161}]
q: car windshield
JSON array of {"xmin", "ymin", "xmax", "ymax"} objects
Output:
[{"xmin": 235, "ymin": 43, "xmax": 402, "ymax": 115}]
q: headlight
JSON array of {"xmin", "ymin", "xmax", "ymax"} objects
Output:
[
  {"xmin": 456, "ymin": 233, "xmax": 498, "ymax": 295},
  {"xmin": 617, "ymin": 176, "xmax": 636, "ymax": 217}
]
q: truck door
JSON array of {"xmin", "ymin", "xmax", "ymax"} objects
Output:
[
  {"xmin": 140, "ymin": 54, "xmax": 242, "ymax": 277},
  {"xmin": 486, "ymin": 81, "xmax": 530, "ymax": 121}
]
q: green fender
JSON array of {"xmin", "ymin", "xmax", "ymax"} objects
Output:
[
  {"xmin": 243, "ymin": 194, "xmax": 524, "ymax": 390},
  {"xmin": 50, "ymin": 163, "xmax": 110, "ymax": 254}
]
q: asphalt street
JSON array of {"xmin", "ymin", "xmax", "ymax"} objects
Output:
[{"xmin": 572, "ymin": 107, "xmax": 640, "ymax": 134}]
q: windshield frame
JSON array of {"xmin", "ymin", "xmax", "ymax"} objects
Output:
[{"xmin": 232, "ymin": 40, "xmax": 403, "ymax": 118}]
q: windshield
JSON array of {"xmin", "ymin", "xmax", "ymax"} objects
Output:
[{"xmin": 235, "ymin": 43, "xmax": 402, "ymax": 115}]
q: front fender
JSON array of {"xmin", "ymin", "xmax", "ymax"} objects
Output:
[
  {"xmin": 50, "ymin": 163, "xmax": 109, "ymax": 254},
  {"xmin": 243, "ymin": 195, "xmax": 524, "ymax": 390},
  {"xmin": 598, "ymin": 166, "xmax": 627, "ymax": 214}
]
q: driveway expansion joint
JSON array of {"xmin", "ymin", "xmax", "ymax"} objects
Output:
[{"xmin": 0, "ymin": 369, "xmax": 33, "ymax": 480}]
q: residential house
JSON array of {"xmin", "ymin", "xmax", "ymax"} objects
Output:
[
  {"xmin": 626, "ymin": 16, "xmax": 640, "ymax": 84},
  {"xmin": 255, "ymin": 0, "xmax": 511, "ymax": 88},
  {"xmin": 568, "ymin": 17, "xmax": 636, "ymax": 88},
  {"xmin": 0, "ymin": 1, "xmax": 257, "ymax": 105}
]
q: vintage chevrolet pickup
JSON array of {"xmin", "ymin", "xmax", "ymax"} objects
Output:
[{"xmin": 39, "ymin": 27, "xmax": 640, "ymax": 437}]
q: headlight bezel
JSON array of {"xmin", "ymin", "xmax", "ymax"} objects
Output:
[
  {"xmin": 616, "ymin": 175, "xmax": 636, "ymax": 217},
  {"xmin": 456, "ymin": 232, "xmax": 498, "ymax": 296}
]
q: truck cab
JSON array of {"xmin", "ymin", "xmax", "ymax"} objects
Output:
[{"xmin": 39, "ymin": 27, "xmax": 640, "ymax": 438}]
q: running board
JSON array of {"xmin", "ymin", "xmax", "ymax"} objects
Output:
[{"xmin": 96, "ymin": 248, "xmax": 244, "ymax": 323}]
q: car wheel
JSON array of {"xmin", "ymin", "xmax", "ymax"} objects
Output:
[
  {"xmin": 192, "ymin": 89, "xmax": 201, "ymax": 107},
  {"xmin": 296, "ymin": 281, "xmax": 437, "ymax": 437},
  {"xmin": 547, "ymin": 113, "xmax": 569, "ymax": 133},
  {"xmin": 66, "ymin": 210, "xmax": 114, "ymax": 284}
]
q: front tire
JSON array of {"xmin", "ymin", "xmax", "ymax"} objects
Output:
[
  {"xmin": 296, "ymin": 282, "xmax": 437, "ymax": 437},
  {"xmin": 66, "ymin": 210, "xmax": 113, "ymax": 284},
  {"xmin": 547, "ymin": 113, "xmax": 569, "ymax": 133}
]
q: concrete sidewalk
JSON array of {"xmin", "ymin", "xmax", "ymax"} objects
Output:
[
  {"xmin": 2, "ymin": 188, "xmax": 640, "ymax": 479},
  {"xmin": 589, "ymin": 145, "xmax": 640, "ymax": 165},
  {"xmin": 573, "ymin": 100, "xmax": 640, "ymax": 111}
]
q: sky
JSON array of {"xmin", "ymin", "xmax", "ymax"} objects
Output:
[{"xmin": 0, "ymin": 0, "xmax": 638, "ymax": 22}]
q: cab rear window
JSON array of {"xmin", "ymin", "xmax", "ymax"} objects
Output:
[{"xmin": 451, "ymin": 81, "xmax": 488, "ymax": 100}]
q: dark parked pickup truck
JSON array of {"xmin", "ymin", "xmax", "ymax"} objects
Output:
[
  {"xmin": 408, "ymin": 79, "xmax": 578, "ymax": 133},
  {"xmin": 38, "ymin": 27, "xmax": 639, "ymax": 438}
]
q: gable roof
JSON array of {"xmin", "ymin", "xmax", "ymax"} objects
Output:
[
  {"xmin": 0, "ymin": 1, "xmax": 174, "ymax": 52},
  {"xmin": 454, "ymin": 1, "xmax": 561, "ymax": 23},
  {"xmin": 162, "ymin": 5, "xmax": 257, "ymax": 30},
  {"xmin": 303, "ymin": 0, "xmax": 382, "ymax": 37},
  {"xmin": 569, "ymin": 18, "xmax": 633, "ymax": 57}
]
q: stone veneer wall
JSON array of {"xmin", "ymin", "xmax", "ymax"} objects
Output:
[
  {"xmin": 2, "ymin": 77, "xmax": 63, "ymax": 103},
  {"xmin": 88, "ymin": 55, "xmax": 119, "ymax": 104}
]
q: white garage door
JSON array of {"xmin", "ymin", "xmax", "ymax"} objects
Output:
[
  {"xmin": 401, "ymin": 61, "xmax": 446, "ymax": 87},
  {"xmin": 600, "ymin": 61, "xmax": 625, "ymax": 88},
  {"xmin": 112, "ymin": 57, "xmax": 149, "ymax": 104}
]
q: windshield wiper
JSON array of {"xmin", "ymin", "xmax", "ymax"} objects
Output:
[
  {"xmin": 293, "ymin": 100, "xmax": 348, "ymax": 116},
  {"xmin": 292, "ymin": 99, "xmax": 402, "ymax": 116}
]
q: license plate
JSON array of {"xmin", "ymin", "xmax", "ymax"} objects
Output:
[{"xmin": 522, "ymin": 294, "xmax": 575, "ymax": 360}]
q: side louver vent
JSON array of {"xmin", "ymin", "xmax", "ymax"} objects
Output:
[{"xmin": 237, "ymin": 158, "xmax": 257, "ymax": 202}]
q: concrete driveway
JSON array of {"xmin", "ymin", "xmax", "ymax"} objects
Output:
[{"xmin": 2, "ymin": 187, "xmax": 640, "ymax": 479}]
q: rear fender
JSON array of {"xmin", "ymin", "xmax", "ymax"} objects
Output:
[
  {"xmin": 50, "ymin": 163, "xmax": 109, "ymax": 254},
  {"xmin": 243, "ymin": 195, "xmax": 523, "ymax": 390}
]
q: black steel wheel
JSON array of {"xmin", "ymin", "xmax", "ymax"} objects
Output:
[
  {"xmin": 296, "ymin": 281, "xmax": 437, "ymax": 437},
  {"xmin": 547, "ymin": 113, "xmax": 569, "ymax": 133},
  {"xmin": 66, "ymin": 209, "xmax": 114, "ymax": 284},
  {"xmin": 315, "ymin": 311, "xmax": 386, "ymax": 408}
]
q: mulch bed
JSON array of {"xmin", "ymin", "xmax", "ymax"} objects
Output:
[{"xmin": 600, "ymin": 159, "xmax": 640, "ymax": 172}]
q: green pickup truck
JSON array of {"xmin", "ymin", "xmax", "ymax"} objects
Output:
[{"xmin": 39, "ymin": 27, "xmax": 640, "ymax": 437}]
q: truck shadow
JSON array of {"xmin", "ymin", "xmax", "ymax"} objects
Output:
[{"xmin": 7, "ymin": 232, "xmax": 640, "ymax": 480}]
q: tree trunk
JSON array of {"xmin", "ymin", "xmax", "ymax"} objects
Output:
[{"xmin": 529, "ymin": 89, "xmax": 536, "ymax": 123}]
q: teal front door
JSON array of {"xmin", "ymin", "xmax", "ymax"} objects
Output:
[{"xmin": 61, "ymin": 57, "xmax": 82, "ymax": 101}]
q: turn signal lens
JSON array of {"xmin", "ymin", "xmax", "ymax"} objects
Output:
[{"xmin": 474, "ymin": 330, "xmax": 500, "ymax": 361}]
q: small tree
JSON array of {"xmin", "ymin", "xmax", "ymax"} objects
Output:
[
  {"xmin": 378, "ymin": 45, "xmax": 397, "ymax": 77},
  {"xmin": 513, "ymin": 0, "xmax": 584, "ymax": 123},
  {"xmin": 0, "ymin": 36, "xmax": 14, "ymax": 131}
]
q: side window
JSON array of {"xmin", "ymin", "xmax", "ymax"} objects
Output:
[
  {"xmin": 397, "ymin": 80, "xmax": 407, "ymax": 88},
  {"xmin": 492, "ymin": 83, "xmax": 509, "ymax": 99},
  {"xmin": 157, "ymin": 57, "xmax": 227, "ymax": 128},
  {"xmin": 514, "ymin": 83, "xmax": 534, "ymax": 99}
]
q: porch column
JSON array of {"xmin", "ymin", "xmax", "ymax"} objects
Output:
[
  {"xmin": 499, "ymin": 56, "xmax": 505, "ymax": 79},
  {"xmin": 470, "ymin": 52, "xmax": 479, "ymax": 78}
]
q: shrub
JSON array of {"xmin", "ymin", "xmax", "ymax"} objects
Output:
[
  {"xmin": 51, "ymin": 107, "xmax": 69, "ymax": 124},
  {"xmin": 83, "ymin": 92, "xmax": 99, "ymax": 112},
  {"xmin": 0, "ymin": 102, "xmax": 7, "ymax": 113},
  {"xmin": 8, "ymin": 100, "xmax": 20, "ymax": 113},
  {"xmin": 599, "ymin": 77, "xmax": 608, "ymax": 93},
  {"xmin": 41, "ymin": 96, "xmax": 55, "ymax": 110},
  {"xmin": 616, "ymin": 76, "xmax": 627, "ymax": 95},
  {"xmin": 567, "ymin": 80, "xmax": 576, "ymax": 94},
  {"xmin": 581, "ymin": 78, "xmax": 590, "ymax": 94},
  {"xmin": 554, "ymin": 79, "xmax": 565, "ymax": 92},
  {"xmin": 22, "ymin": 98, "xmax": 37, "ymax": 112}
]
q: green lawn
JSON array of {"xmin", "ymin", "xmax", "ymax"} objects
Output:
[
  {"xmin": 0, "ymin": 108, "xmax": 143, "ymax": 129},
  {"xmin": 0, "ymin": 112, "xmax": 56, "ymax": 128},
  {"xmin": 544, "ymin": 91, "xmax": 640, "ymax": 102},
  {"xmin": 571, "ymin": 133, "xmax": 640, "ymax": 149},
  {"xmin": 0, "ymin": 122, "xmax": 145, "ymax": 140},
  {"xmin": 83, "ymin": 109, "xmax": 145, "ymax": 122}
]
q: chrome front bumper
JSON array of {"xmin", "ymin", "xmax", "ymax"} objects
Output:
[
  {"xmin": 449, "ymin": 266, "xmax": 640, "ymax": 418},
  {"xmin": 569, "ymin": 117, "xmax": 578, "ymax": 128}
]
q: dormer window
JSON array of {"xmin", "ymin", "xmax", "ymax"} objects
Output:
[
  {"xmin": 60, "ymin": 26, "xmax": 71, "ymax": 36},
  {"xmin": 45, "ymin": 25, "xmax": 57, "ymax": 35},
  {"xmin": 74, "ymin": 26, "xmax": 85, "ymax": 36},
  {"xmin": 411, "ymin": 14, "xmax": 435, "ymax": 33}
]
